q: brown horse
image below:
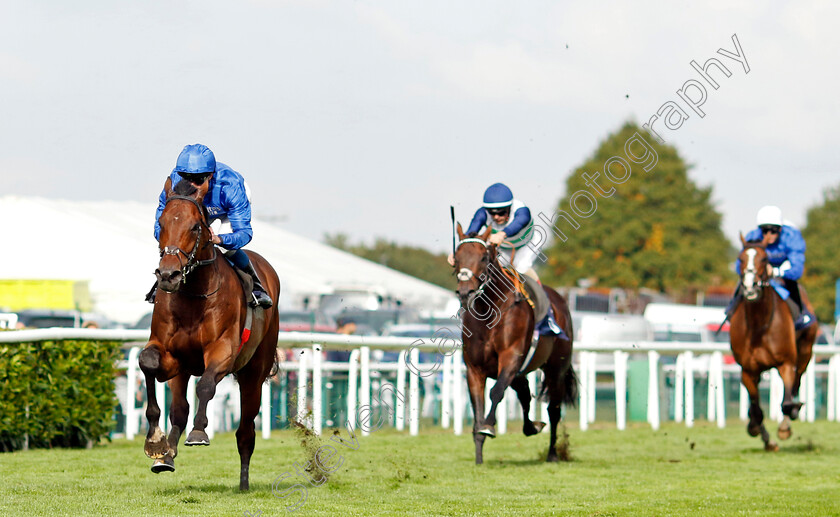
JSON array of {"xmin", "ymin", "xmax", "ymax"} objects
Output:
[
  {"xmin": 730, "ymin": 234, "xmax": 818, "ymax": 451},
  {"xmin": 453, "ymin": 224, "xmax": 577, "ymax": 464},
  {"xmin": 139, "ymin": 177, "xmax": 280, "ymax": 490}
]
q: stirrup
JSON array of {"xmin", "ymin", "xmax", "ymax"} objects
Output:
[{"xmin": 251, "ymin": 290, "xmax": 273, "ymax": 309}]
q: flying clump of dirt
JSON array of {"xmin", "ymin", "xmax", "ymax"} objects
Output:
[
  {"xmin": 556, "ymin": 424, "xmax": 573, "ymax": 462},
  {"xmin": 291, "ymin": 418, "xmax": 332, "ymax": 483}
]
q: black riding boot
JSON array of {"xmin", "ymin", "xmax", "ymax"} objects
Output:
[
  {"xmin": 145, "ymin": 281, "xmax": 158, "ymax": 304},
  {"xmin": 783, "ymin": 279, "xmax": 814, "ymax": 330},
  {"xmin": 241, "ymin": 262, "xmax": 273, "ymax": 309}
]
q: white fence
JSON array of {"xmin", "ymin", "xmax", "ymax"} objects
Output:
[{"xmin": 3, "ymin": 329, "xmax": 840, "ymax": 438}]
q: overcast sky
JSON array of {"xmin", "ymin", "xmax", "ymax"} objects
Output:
[{"xmin": 2, "ymin": 1, "xmax": 838, "ymax": 253}]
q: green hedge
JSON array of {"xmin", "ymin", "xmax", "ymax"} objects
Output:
[{"xmin": 0, "ymin": 340, "xmax": 121, "ymax": 451}]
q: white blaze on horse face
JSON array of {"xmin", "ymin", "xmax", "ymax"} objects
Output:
[
  {"xmin": 743, "ymin": 248, "xmax": 757, "ymax": 297},
  {"xmin": 457, "ymin": 268, "xmax": 474, "ymax": 282}
]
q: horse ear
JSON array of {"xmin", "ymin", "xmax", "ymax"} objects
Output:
[
  {"xmin": 739, "ymin": 232, "xmax": 746, "ymax": 247},
  {"xmin": 480, "ymin": 226, "xmax": 493, "ymax": 241},
  {"xmin": 456, "ymin": 222, "xmax": 466, "ymax": 240},
  {"xmin": 164, "ymin": 177, "xmax": 174, "ymax": 198}
]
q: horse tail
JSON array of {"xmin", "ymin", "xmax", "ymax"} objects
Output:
[{"xmin": 561, "ymin": 364, "xmax": 579, "ymax": 408}]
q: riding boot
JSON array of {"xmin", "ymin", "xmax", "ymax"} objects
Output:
[
  {"xmin": 241, "ymin": 262, "xmax": 273, "ymax": 309},
  {"xmin": 783, "ymin": 279, "xmax": 814, "ymax": 330},
  {"xmin": 145, "ymin": 281, "xmax": 158, "ymax": 304},
  {"xmin": 725, "ymin": 284, "xmax": 743, "ymax": 318}
]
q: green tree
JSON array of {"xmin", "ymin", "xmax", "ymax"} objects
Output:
[
  {"xmin": 801, "ymin": 185, "xmax": 840, "ymax": 323},
  {"xmin": 324, "ymin": 234, "xmax": 454, "ymax": 289},
  {"xmin": 540, "ymin": 122, "xmax": 732, "ymax": 294}
]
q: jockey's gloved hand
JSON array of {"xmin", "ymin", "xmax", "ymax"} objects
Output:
[
  {"xmin": 488, "ymin": 231, "xmax": 507, "ymax": 246},
  {"xmin": 447, "ymin": 253, "xmax": 455, "ymax": 267}
]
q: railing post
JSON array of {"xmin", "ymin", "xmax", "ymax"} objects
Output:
[
  {"xmin": 360, "ymin": 347, "xmax": 370, "ymax": 436},
  {"xmin": 125, "ymin": 347, "xmax": 141, "ymax": 440},
  {"xmin": 156, "ymin": 380, "xmax": 168, "ymax": 434},
  {"xmin": 441, "ymin": 354, "xmax": 452, "ymax": 429},
  {"xmin": 409, "ymin": 347, "xmax": 420, "ymax": 436},
  {"xmin": 453, "ymin": 350, "xmax": 464, "ymax": 436},
  {"xmin": 297, "ymin": 349, "xmax": 308, "ymax": 427},
  {"xmin": 614, "ymin": 351, "xmax": 628, "ymax": 431},
  {"xmin": 186, "ymin": 376, "xmax": 196, "ymax": 434},
  {"xmin": 674, "ymin": 353, "xmax": 684, "ymax": 424},
  {"xmin": 578, "ymin": 352, "xmax": 588, "ymax": 431},
  {"xmin": 312, "ymin": 344, "xmax": 322, "ymax": 435},
  {"xmin": 805, "ymin": 355, "xmax": 816, "ymax": 422},
  {"xmin": 684, "ymin": 351, "xmax": 694, "ymax": 427},
  {"xmin": 647, "ymin": 350, "xmax": 660, "ymax": 431},
  {"xmin": 346, "ymin": 349, "xmax": 360, "ymax": 430},
  {"xmin": 769, "ymin": 369, "xmax": 783, "ymax": 422},
  {"xmin": 396, "ymin": 350, "xmax": 407, "ymax": 431},
  {"xmin": 261, "ymin": 380, "xmax": 271, "ymax": 439},
  {"xmin": 828, "ymin": 355, "xmax": 837, "ymax": 422},
  {"xmin": 587, "ymin": 353, "xmax": 597, "ymax": 424},
  {"xmin": 712, "ymin": 351, "xmax": 725, "ymax": 428}
]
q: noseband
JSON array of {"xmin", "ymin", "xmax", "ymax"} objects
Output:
[{"xmin": 160, "ymin": 195, "xmax": 218, "ymax": 282}]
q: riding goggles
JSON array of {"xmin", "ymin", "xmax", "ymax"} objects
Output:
[{"xmin": 760, "ymin": 225, "xmax": 781, "ymax": 235}]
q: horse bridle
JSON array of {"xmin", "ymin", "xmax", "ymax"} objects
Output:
[
  {"xmin": 455, "ymin": 238, "xmax": 495, "ymax": 307},
  {"xmin": 160, "ymin": 195, "xmax": 218, "ymax": 282},
  {"xmin": 740, "ymin": 248, "xmax": 771, "ymax": 300}
]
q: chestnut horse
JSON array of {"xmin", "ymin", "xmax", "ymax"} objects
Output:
[
  {"xmin": 453, "ymin": 224, "xmax": 577, "ymax": 464},
  {"xmin": 730, "ymin": 234, "xmax": 818, "ymax": 451},
  {"xmin": 139, "ymin": 178, "xmax": 280, "ymax": 490}
]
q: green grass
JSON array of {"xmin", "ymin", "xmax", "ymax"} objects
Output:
[{"xmin": 2, "ymin": 420, "xmax": 840, "ymax": 516}]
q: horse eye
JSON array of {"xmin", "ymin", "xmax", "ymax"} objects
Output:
[{"xmin": 192, "ymin": 223, "xmax": 201, "ymax": 233}]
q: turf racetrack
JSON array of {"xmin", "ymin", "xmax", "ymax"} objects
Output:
[{"xmin": 2, "ymin": 420, "xmax": 839, "ymax": 516}]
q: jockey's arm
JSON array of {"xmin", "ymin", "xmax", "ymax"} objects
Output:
[
  {"xmin": 466, "ymin": 208, "xmax": 487, "ymax": 235},
  {"xmin": 502, "ymin": 206, "xmax": 531, "ymax": 236},
  {"xmin": 780, "ymin": 231, "xmax": 805, "ymax": 281},
  {"xmin": 218, "ymin": 186, "xmax": 254, "ymax": 250},
  {"xmin": 153, "ymin": 185, "xmax": 168, "ymax": 241}
]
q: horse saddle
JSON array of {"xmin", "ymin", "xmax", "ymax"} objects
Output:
[
  {"xmin": 520, "ymin": 274, "xmax": 550, "ymax": 325},
  {"xmin": 230, "ymin": 267, "xmax": 268, "ymax": 370}
]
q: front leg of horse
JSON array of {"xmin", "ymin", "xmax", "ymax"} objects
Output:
[
  {"xmin": 466, "ymin": 369, "xmax": 488, "ymax": 464},
  {"xmin": 139, "ymin": 346, "xmax": 176, "ymax": 460},
  {"xmin": 186, "ymin": 359, "xmax": 230, "ymax": 447},
  {"xmin": 777, "ymin": 363, "xmax": 799, "ymax": 440},
  {"xmin": 742, "ymin": 371, "xmax": 777, "ymax": 451}
]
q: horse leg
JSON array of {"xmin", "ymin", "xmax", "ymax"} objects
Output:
[
  {"xmin": 466, "ymin": 368, "xmax": 488, "ymax": 465},
  {"xmin": 510, "ymin": 376, "xmax": 544, "ymax": 436},
  {"xmin": 481, "ymin": 353, "xmax": 521, "ymax": 438},
  {"xmin": 778, "ymin": 363, "xmax": 799, "ymax": 440},
  {"xmin": 149, "ymin": 373, "xmax": 190, "ymax": 473},
  {"xmin": 186, "ymin": 351, "xmax": 233, "ymax": 447},
  {"xmin": 546, "ymin": 403, "xmax": 563, "ymax": 463},
  {"xmin": 235, "ymin": 370, "xmax": 263, "ymax": 491},
  {"xmin": 741, "ymin": 371, "xmax": 777, "ymax": 451},
  {"xmin": 139, "ymin": 344, "xmax": 177, "ymax": 460}
]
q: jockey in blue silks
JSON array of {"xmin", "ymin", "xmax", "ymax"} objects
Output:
[
  {"xmin": 146, "ymin": 144, "xmax": 273, "ymax": 308},
  {"xmin": 449, "ymin": 182, "xmax": 565, "ymax": 339},
  {"xmin": 730, "ymin": 205, "xmax": 813, "ymax": 330}
]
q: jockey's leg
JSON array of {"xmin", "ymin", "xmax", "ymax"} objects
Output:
[
  {"xmin": 724, "ymin": 283, "xmax": 743, "ymax": 318},
  {"xmin": 783, "ymin": 279, "xmax": 814, "ymax": 330},
  {"xmin": 145, "ymin": 281, "xmax": 158, "ymax": 303},
  {"xmin": 225, "ymin": 249, "xmax": 273, "ymax": 309}
]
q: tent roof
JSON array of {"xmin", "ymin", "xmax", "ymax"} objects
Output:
[{"xmin": 0, "ymin": 196, "xmax": 455, "ymax": 325}]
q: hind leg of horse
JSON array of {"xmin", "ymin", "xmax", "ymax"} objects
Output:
[
  {"xmin": 466, "ymin": 368, "xmax": 488, "ymax": 465},
  {"xmin": 778, "ymin": 363, "xmax": 799, "ymax": 440},
  {"xmin": 187, "ymin": 350, "xmax": 234, "ymax": 447},
  {"xmin": 510, "ymin": 376, "xmax": 544, "ymax": 436},
  {"xmin": 139, "ymin": 344, "xmax": 177, "ymax": 459},
  {"xmin": 742, "ymin": 371, "xmax": 777, "ymax": 451},
  {"xmin": 235, "ymin": 371, "xmax": 263, "ymax": 491},
  {"xmin": 546, "ymin": 403, "xmax": 563, "ymax": 462}
]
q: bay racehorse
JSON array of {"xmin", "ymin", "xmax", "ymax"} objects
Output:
[
  {"xmin": 453, "ymin": 224, "xmax": 577, "ymax": 464},
  {"xmin": 730, "ymin": 233, "xmax": 818, "ymax": 451},
  {"xmin": 139, "ymin": 177, "xmax": 280, "ymax": 489}
]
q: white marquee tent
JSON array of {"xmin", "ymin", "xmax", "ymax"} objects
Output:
[{"xmin": 0, "ymin": 196, "xmax": 456, "ymax": 325}]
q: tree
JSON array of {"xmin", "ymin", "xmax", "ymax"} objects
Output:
[
  {"xmin": 801, "ymin": 185, "xmax": 840, "ymax": 323},
  {"xmin": 324, "ymin": 233, "xmax": 454, "ymax": 289},
  {"xmin": 540, "ymin": 122, "xmax": 733, "ymax": 294}
]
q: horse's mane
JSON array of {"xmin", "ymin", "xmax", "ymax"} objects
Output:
[{"xmin": 466, "ymin": 232, "xmax": 478, "ymax": 238}]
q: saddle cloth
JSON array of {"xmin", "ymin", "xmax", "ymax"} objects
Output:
[{"xmin": 520, "ymin": 273, "xmax": 550, "ymax": 324}]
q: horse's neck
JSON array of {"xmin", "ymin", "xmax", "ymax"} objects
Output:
[
  {"xmin": 744, "ymin": 286, "xmax": 776, "ymax": 328},
  {"xmin": 484, "ymin": 261, "xmax": 517, "ymax": 305}
]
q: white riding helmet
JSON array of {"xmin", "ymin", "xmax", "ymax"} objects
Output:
[{"xmin": 756, "ymin": 205, "xmax": 783, "ymax": 227}]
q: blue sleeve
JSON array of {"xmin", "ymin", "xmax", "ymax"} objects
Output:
[
  {"xmin": 466, "ymin": 208, "xmax": 487, "ymax": 235},
  {"xmin": 218, "ymin": 182, "xmax": 253, "ymax": 250},
  {"xmin": 782, "ymin": 228, "xmax": 805, "ymax": 280},
  {"xmin": 153, "ymin": 179, "xmax": 171, "ymax": 241},
  {"xmin": 503, "ymin": 206, "xmax": 531, "ymax": 236}
]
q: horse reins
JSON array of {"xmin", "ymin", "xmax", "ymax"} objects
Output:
[{"xmin": 160, "ymin": 195, "xmax": 220, "ymax": 295}]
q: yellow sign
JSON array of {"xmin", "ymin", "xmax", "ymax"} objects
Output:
[{"xmin": 0, "ymin": 280, "xmax": 91, "ymax": 312}]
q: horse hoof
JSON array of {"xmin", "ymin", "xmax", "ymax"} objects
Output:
[
  {"xmin": 784, "ymin": 403, "xmax": 803, "ymax": 421},
  {"xmin": 185, "ymin": 430, "xmax": 210, "ymax": 446},
  {"xmin": 747, "ymin": 425, "xmax": 761, "ymax": 437},
  {"xmin": 764, "ymin": 441, "xmax": 779, "ymax": 452},
  {"xmin": 778, "ymin": 423, "xmax": 792, "ymax": 441},
  {"xmin": 151, "ymin": 456, "xmax": 175, "ymax": 473},
  {"xmin": 478, "ymin": 426, "xmax": 496, "ymax": 438},
  {"xmin": 144, "ymin": 428, "xmax": 170, "ymax": 458},
  {"xmin": 532, "ymin": 421, "xmax": 546, "ymax": 434},
  {"xmin": 546, "ymin": 453, "xmax": 559, "ymax": 463}
]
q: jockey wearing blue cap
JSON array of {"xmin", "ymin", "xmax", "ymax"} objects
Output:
[
  {"xmin": 147, "ymin": 144, "xmax": 273, "ymax": 308},
  {"xmin": 448, "ymin": 183, "xmax": 542, "ymax": 281},
  {"xmin": 730, "ymin": 205, "xmax": 813, "ymax": 330}
]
